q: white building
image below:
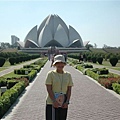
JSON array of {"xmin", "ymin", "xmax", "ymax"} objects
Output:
[
  {"xmin": 11, "ymin": 35, "xmax": 19, "ymax": 45},
  {"xmin": 17, "ymin": 14, "xmax": 85, "ymax": 48}
]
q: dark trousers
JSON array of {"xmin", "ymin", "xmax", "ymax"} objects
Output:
[{"xmin": 46, "ymin": 105, "xmax": 68, "ymax": 120}]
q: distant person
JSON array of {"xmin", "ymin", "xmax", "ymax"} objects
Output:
[
  {"xmin": 83, "ymin": 54, "xmax": 86, "ymax": 62},
  {"xmin": 50, "ymin": 54, "xmax": 54, "ymax": 67},
  {"xmin": 81, "ymin": 54, "xmax": 83, "ymax": 61},
  {"xmin": 45, "ymin": 54, "xmax": 73, "ymax": 120},
  {"xmin": 79, "ymin": 53, "xmax": 81, "ymax": 62},
  {"xmin": 63, "ymin": 53, "xmax": 67, "ymax": 62}
]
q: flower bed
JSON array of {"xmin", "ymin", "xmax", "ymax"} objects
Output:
[{"xmin": 76, "ymin": 63, "xmax": 120, "ymax": 95}]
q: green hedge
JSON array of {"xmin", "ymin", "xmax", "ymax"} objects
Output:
[
  {"xmin": 76, "ymin": 65, "xmax": 84, "ymax": 73},
  {"xmin": 23, "ymin": 65, "xmax": 41, "ymax": 72},
  {"xmin": 26, "ymin": 70, "xmax": 37, "ymax": 82},
  {"xmin": 112, "ymin": 83, "xmax": 120, "ymax": 94},
  {"xmin": 81, "ymin": 64, "xmax": 93, "ymax": 68},
  {"xmin": 86, "ymin": 69, "xmax": 100, "ymax": 81},
  {"xmin": 7, "ymin": 80, "xmax": 19, "ymax": 89},
  {"xmin": 0, "ymin": 57, "xmax": 6, "ymax": 67},
  {"xmin": 97, "ymin": 57, "xmax": 103, "ymax": 64},
  {"xmin": 109, "ymin": 57, "xmax": 118, "ymax": 66},
  {"xmin": 0, "ymin": 79, "xmax": 7, "ymax": 87},
  {"xmin": 0, "ymin": 81, "xmax": 25, "ymax": 118},
  {"xmin": 97, "ymin": 68, "xmax": 109, "ymax": 75},
  {"xmin": 14, "ymin": 69, "xmax": 31, "ymax": 75},
  {"xmin": 9, "ymin": 57, "xmax": 16, "ymax": 65}
]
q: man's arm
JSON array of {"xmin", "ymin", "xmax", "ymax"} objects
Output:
[
  {"xmin": 66, "ymin": 86, "xmax": 72, "ymax": 103},
  {"xmin": 46, "ymin": 85, "xmax": 59, "ymax": 108},
  {"xmin": 46, "ymin": 85, "xmax": 55, "ymax": 101}
]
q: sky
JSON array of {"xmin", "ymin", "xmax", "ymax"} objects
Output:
[{"xmin": 0, "ymin": 0, "xmax": 120, "ymax": 48}]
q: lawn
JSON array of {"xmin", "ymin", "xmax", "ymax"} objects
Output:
[
  {"xmin": 0, "ymin": 67, "xmax": 7, "ymax": 72},
  {"xmin": 0, "ymin": 60, "xmax": 16, "ymax": 72},
  {"xmin": 87, "ymin": 60, "xmax": 120, "ymax": 71},
  {"xmin": 3, "ymin": 60, "xmax": 11, "ymax": 67},
  {"xmin": 3, "ymin": 71, "xmax": 25, "ymax": 78}
]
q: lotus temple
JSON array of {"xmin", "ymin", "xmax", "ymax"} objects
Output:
[{"xmin": 17, "ymin": 14, "xmax": 89, "ymax": 54}]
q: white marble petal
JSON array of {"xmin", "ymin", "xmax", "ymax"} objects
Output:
[
  {"xmin": 54, "ymin": 24, "xmax": 69, "ymax": 47},
  {"xmin": 24, "ymin": 25, "xmax": 37, "ymax": 44},
  {"xmin": 38, "ymin": 25, "xmax": 53, "ymax": 47},
  {"xmin": 37, "ymin": 15, "xmax": 49, "ymax": 39},
  {"xmin": 56, "ymin": 15, "xmax": 69, "ymax": 36},
  {"xmin": 68, "ymin": 39, "xmax": 82, "ymax": 47},
  {"xmin": 25, "ymin": 39, "xmax": 39, "ymax": 48},
  {"xmin": 45, "ymin": 14, "xmax": 54, "ymax": 37},
  {"xmin": 69, "ymin": 25, "xmax": 84, "ymax": 46},
  {"xmin": 17, "ymin": 41, "xmax": 25, "ymax": 48}
]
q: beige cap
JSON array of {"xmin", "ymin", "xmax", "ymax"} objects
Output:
[{"xmin": 52, "ymin": 54, "xmax": 66, "ymax": 66}]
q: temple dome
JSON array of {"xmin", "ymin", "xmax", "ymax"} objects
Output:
[{"xmin": 20, "ymin": 14, "xmax": 84, "ymax": 48}]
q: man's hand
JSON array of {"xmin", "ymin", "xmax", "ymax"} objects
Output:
[
  {"xmin": 53, "ymin": 100, "xmax": 60, "ymax": 108},
  {"xmin": 62, "ymin": 103, "xmax": 68, "ymax": 108}
]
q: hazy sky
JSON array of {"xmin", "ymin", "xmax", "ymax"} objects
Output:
[{"xmin": 0, "ymin": 0, "xmax": 120, "ymax": 48}]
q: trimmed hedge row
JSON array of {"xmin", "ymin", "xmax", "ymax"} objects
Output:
[
  {"xmin": 23, "ymin": 70, "xmax": 37, "ymax": 82},
  {"xmin": 9, "ymin": 54, "xmax": 40, "ymax": 65},
  {"xmin": 0, "ymin": 78, "xmax": 19, "ymax": 89},
  {"xmin": 68, "ymin": 52, "xmax": 119, "ymax": 66},
  {"xmin": 0, "ymin": 57, "xmax": 6, "ymax": 67},
  {"xmin": 0, "ymin": 81, "xmax": 25, "ymax": 118},
  {"xmin": 0, "ymin": 58, "xmax": 47, "ymax": 118}
]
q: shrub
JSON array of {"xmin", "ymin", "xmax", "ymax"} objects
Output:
[
  {"xmin": 0, "ymin": 95, "xmax": 11, "ymax": 117},
  {"xmin": 97, "ymin": 57, "xmax": 103, "ymax": 64},
  {"xmin": 92, "ymin": 57, "xmax": 97, "ymax": 63},
  {"xmin": 112, "ymin": 83, "xmax": 120, "ymax": 94},
  {"xmin": 76, "ymin": 65, "xmax": 84, "ymax": 73},
  {"xmin": 0, "ymin": 81, "xmax": 25, "ymax": 118},
  {"xmin": 97, "ymin": 68, "xmax": 109, "ymax": 75},
  {"xmin": 9, "ymin": 57, "xmax": 16, "ymax": 65},
  {"xmin": 109, "ymin": 57, "xmax": 118, "ymax": 66},
  {"xmin": 7, "ymin": 80, "xmax": 18, "ymax": 89},
  {"xmin": 0, "ymin": 78, "xmax": 7, "ymax": 87},
  {"xmin": 87, "ymin": 56, "xmax": 92, "ymax": 62},
  {"xmin": 0, "ymin": 57, "xmax": 6, "ymax": 67},
  {"xmin": 0, "ymin": 99, "xmax": 4, "ymax": 118},
  {"xmin": 23, "ymin": 65, "xmax": 31, "ymax": 68},
  {"xmin": 14, "ymin": 69, "xmax": 31, "ymax": 75},
  {"xmin": 27, "ymin": 70, "xmax": 37, "ymax": 82},
  {"xmin": 86, "ymin": 69, "xmax": 99, "ymax": 81},
  {"xmin": 81, "ymin": 64, "xmax": 93, "ymax": 68}
]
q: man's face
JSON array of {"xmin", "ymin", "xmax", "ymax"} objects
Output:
[{"xmin": 55, "ymin": 62, "xmax": 65, "ymax": 70}]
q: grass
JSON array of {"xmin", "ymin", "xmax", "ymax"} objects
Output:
[
  {"xmin": 68, "ymin": 57, "xmax": 120, "ymax": 71},
  {"xmin": 3, "ymin": 60, "xmax": 11, "ymax": 67},
  {"xmin": 3, "ymin": 71, "xmax": 25, "ymax": 78},
  {"xmin": 0, "ymin": 60, "xmax": 18, "ymax": 72},
  {"xmin": 87, "ymin": 60, "xmax": 120, "ymax": 71},
  {"xmin": 0, "ymin": 60, "xmax": 10, "ymax": 71},
  {"xmin": 0, "ymin": 67, "xmax": 7, "ymax": 72}
]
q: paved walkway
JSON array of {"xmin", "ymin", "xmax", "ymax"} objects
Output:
[{"xmin": 1, "ymin": 61, "xmax": 120, "ymax": 120}]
